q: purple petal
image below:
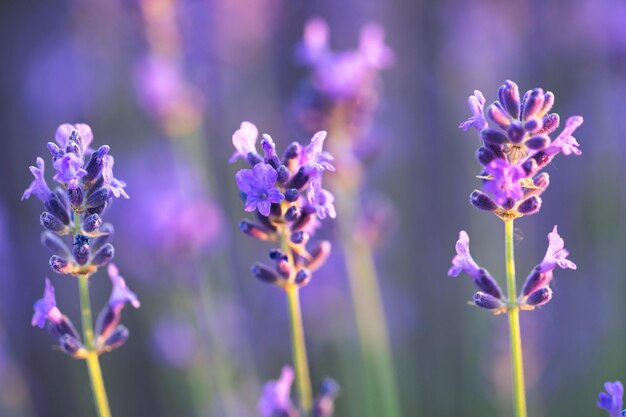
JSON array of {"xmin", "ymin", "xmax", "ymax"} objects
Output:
[
  {"xmin": 231, "ymin": 121, "xmax": 258, "ymax": 163},
  {"xmin": 257, "ymin": 200, "xmax": 271, "ymax": 217},
  {"xmin": 31, "ymin": 278, "xmax": 62, "ymax": 328},
  {"xmin": 267, "ymin": 188, "xmax": 285, "ymax": 204},
  {"xmin": 108, "ymin": 264, "xmax": 140, "ymax": 310},
  {"xmin": 235, "ymin": 168, "xmax": 257, "ymax": 194},
  {"xmin": 258, "ymin": 366, "xmax": 295, "ymax": 417}
]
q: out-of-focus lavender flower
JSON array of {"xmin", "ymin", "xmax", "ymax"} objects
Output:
[
  {"xmin": 460, "ymin": 80, "xmax": 583, "ymax": 220},
  {"xmin": 258, "ymin": 366, "xmax": 298, "ymax": 417},
  {"xmin": 538, "ymin": 226, "xmax": 577, "ymax": 272},
  {"xmin": 232, "ymin": 122, "xmax": 334, "ymax": 290},
  {"xmin": 312, "ymin": 378, "xmax": 340, "ymax": 417},
  {"xmin": 598, "ymin": 381, "xmax": 625, "ymax": 417},
  {"xmin": 152, "ymin": 317, "xmax": 197, "ymax": 369}
]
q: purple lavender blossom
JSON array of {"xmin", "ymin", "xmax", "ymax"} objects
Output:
[
  {"xmin": 306, "ymin": 178, "xmax": 336, "ymax": 220},
  {"xmin": 107, "ymin": 263, "xmax": 140, "ymax": 311},
  {"xmin": 258, "ymin": 366, "xmax": 297, "ymax": 417},
  {"xmin": 31, "ymin": 278, "xmax": 63, "ymax": 328},
  {"xmin": 236, "ymin": 163, "xmax": 285, "ymax": 216},
  {"xmin": 230, "ymin": 121, "xmax": 260, "ymax": 163},
  {"xmin": 301, "ymin": 131, "xmax": 335, "ymax": 173},
  {"xmin": 52, "ymin": 153, "xmax": 87, "ymax": 186},
  {"xmin": 483, "ymin": 159, "xmax": 525, "ymax": 207},
  {"xmin": 21, "ymin": 157, "xmax": 52, "ymax": 202},
  {"xmin": 539, "ymin": 226, "xmax": 577, "ymax": 272},
  {"xmin": 55, "ymin": 123, "xmax": 94, "ymax": 153},
  {"xmin": 102, "ymin": 155, "xmax": 129, "ymax": 199},
  {"xmin": 598, "ymin": 381, "xmax": 625, "ymax": 417},
  {"xmin": 459, "ymin": 90, "xmax": 488, "ymax": 132}
]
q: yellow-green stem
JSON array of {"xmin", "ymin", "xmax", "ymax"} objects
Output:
[
  {"xmin": 504, "ymin": 220, "xmax": 527, "ymax": 417},
  {"xmin": 78, "ymin": 274, "xmax": 112, "ymax": 417},
  {"xmin": 280, "ymin": 228, "xmax": 313, "ymax": 414}
]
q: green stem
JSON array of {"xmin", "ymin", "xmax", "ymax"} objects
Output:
[
  {"xmin": 78, "ymin": 274, "xmax": 112, "ymax": 417},
  {"xmin": 504, "ymin": 220, "xmax": 527, "ymax": 417},
  {"xmin": 280, "ymin": 227, "xmax": 313, "ymax": 414}
]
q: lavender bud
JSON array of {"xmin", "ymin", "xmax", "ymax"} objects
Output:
[
  {"xmin": 523, "ymin": 117, "xmax": 543, "ymax": 134},
  {"xmin": 291, "ymin": 231, "xmax": 307, "ymax": 244},
  {"xmin": 539, "ymin": 91, "xmax": 554, "ymax": 117},
  {"xmin": 306, "ymin": 240, "xmax": 331, "ymax": 271},
  {"xmin": 96, "ymin": 306, "xmax": 118, "ymax": 341},
  {"xmin": 83, "ymin": 145, "xmax": 110, "ymax": 183},
  {"xmin": 533, "ymin": 172, "xmax": 550, "ymax": 190},
  {"xmin": 285, "ymin": 188, "xmax": 300, "ymax": 203},
  {"xmin": 539, "ymin": 113, "xmax": 560, "ymax": 135},
  {"xmin": 103, "ymin": 325, "xmax": 129, "ymax": 351},
  {"xmin": 295, "ymin": 269, "xmax": 311, "ymax": 285},
  {"xmin": 73, "ymin": 234, "xmax": 90, "ymax": 265},
  {"xmin": 59, "ymin": 334, "xmax": 85, "ymax": 356},
  {"xmin": 525, "ymin": 135, "xmax": 550, "ymax": 151},
  {"xmin": 48, "ymin": 315, "xmax": 79, "ymax": 340},
  {"xmin": 521, "ymin": 266, "xmax": 551, "ymax": 297},
  {"xmin": 86, "ymin": 188, "xmax": 109, "ymax": 208},
  {"xmin": 475, "ymin": 268, "xmax": 503, "ymax": 299},
  {"xmin": 251, "ymin": 263, "xmax": 278, "ymax": 284},
  {"xmin": 283, "ymin": 142, "xmax": 300, "ymax": 162},
  {"xmin": 486, "ymin": 102, "xmax": 511, "ymax": 129},
  {"xmin": 502, "ymin": 198, "xmax": 515, "ymax": 211},
  {"xmin": 285, "ymin": 206, "xmax": 300, "ymax": 221},
  {"xmin": 292, "ymin": 207, "xmax": 315, "ymax": 231},
  {"xmin": 499, "ymin": 80, "xmax": 520, "ymax": 119},
  {"xmin": 254, "ymin": 210, "xmax": 277, "ymax": 231},
  {"xmin": 246, "ymin": 152, "xmax": 263, "ymax": 166},
  {"xmin": 45, "ymin": 195, "xmax": 70, "ymax": 225},
  {"xmin": 47, "ymin": 142, "xmax": 64, "ymax": 161},
  {"xmin": 91, "ymin": 223, "xmax": 113, "ymax": 252},
  {"xmin": 276, "ymin": 165, "xmax": 290, "ymax": 184},
  {"xmin": 239, "ymin": 220, "xmax": 272, "ymax": 240},
  {"xmin": 83, "ymin": 213, "xmax": 103, "ymax": 233},
  {"xmin": 40, "ymin": 212, "xmax": 67, "ymax": 233},
  {"xmin": 65, "ymin": 139, "xmax": 81, "ymax": 156},
  {"xmin": 68, "ymin": 130, "xmax": 84, "ymax": 151},
  {"xmin": 531, "ymin": 151, "xmax": 551, "ymax": 170},
  {"xmin": 517, "ymin": 196, "xmax": 542, "ymax": 215},
  {"xmin": 526, "ymin": 286, "xmax": 553, "ymax": 307},
  {"xmin": 476, "ymin": 146, "xmax": 496, "ymax": 165},
  {"xmin": 50, "ymin": 255, "xmax": 72, "ymax": 274},
  {"xmin": 470, "ymin": 190, "xmax": 498, "ymax": 212},
  {"xmin": 68, "ymin": 186, "xmax": 84, "ymax": 209},
  {"xmin": 507, "ymin": 122, "xmax": 525, "ymax": 144},
  {"xmin": 473, "ymin": 292, "xmax": 505, "ymax": 310},
  {"xmin": 91, "ymin": 243, "xmax": 114, "ymax": 267},
  {"xmin": 521, "ymin": 158, "xmax": 539, "ymax": 177},
  {"xmin": 269, "ymin": 249, "xmax": 287, "ymax": 261},
  {"xmin": 287, "ymin": 167, "xmax": 309, "ymax": 190},
  {"xmin": 480, "ymin": 128, "xmax": 508, "ymax": 145},
  {"xmin": 521, "ymin": 88, "xmax": 545, "ymax": 121},
  {"xmin": 41, "ymin": 231, "xmax": 70, "ymax": 256}
]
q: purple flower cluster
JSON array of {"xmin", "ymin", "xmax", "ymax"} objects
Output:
[
  {"xmin": 448, "ymin": 226, "xmax": 576, "ymax": 312},
  {"xmin": 232, "ymin": 122, "xmax": 334, "ymax": 289},
  {"xmin": 23, "ymin": 123, "xmax": 138, "ymax": 356},
  {"xmin": 598, "ymin": 381, "xmax": 625, "ymax": 417},
  {"xmin": 258, "ymin": 366, "xmax": 339, "ymax": 417},
  {"xmin": 460, "ymin": 80, "xmax": 583, "ymax": 220}
]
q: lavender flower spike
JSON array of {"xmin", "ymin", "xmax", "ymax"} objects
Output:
[
  {"xmin": 235, "ymin": 163, "xmax": 285, "ymax": 216},
  {"xmin": 21, "ymin": 158, "xmax": 52, "ymax": 202},
  {"xmin": 31, "ymin": 278, "xmax": 63, "ymax": 328},
  {"xmin": 539, "ymin": 226, "xmax": 577, "ymax": 272},
  {"xmin": 598, "ymin": 381, "xmax": 625, "ymax": 417},
  {"xmin": 230, "ymin": 121, "xmax": 259, "ymax": 163},
  {"xmin": 459, "ymin": 90, "xmax": 488, "ymax": 132},
  {"xmin": 258, "ymin": 366, "xmax": 297, "ymax": 417}
]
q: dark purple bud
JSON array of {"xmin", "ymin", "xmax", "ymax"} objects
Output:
[
  {"xmin": 539, "ymin": 91, "xmax": 554, "ymax": 116},
  {"xmin": 521, "ymin": 266, "xmax": 551, "ymax": 296},
  {"xmin": 83, "ymin": 213, "xmax": 103, "ymax": 233},
  {"xmin": 473, "ymin": 292, "xmax": 505, "ymax": 310},
  {"xmin": 48, "ymin": 315, "xmax": 79, "ymax": 340},
  {"xmin": 481, "ymin": 128, "xmax": 508, "ymax": 145},
  {"xmin": 255, "ymin": 210, "xmax": 277, "ymax": 231},
  {"xmin": 523, "ymin": 118, "xmax": 543, "ymax": 134},
  {"xmin": 486, "ymin": 102, "xmax": 511, "ymax": 129},
  {"xmin": 47, "ymin": 142, "xmax": 64, "ymax": 161},
  {"xmin": 292, "ymin": 207, "xmax": 315, "ymax": 231},
  {"xmin": 285, "ymin": 205, "xmax": 300, "ymax": 221},
  {"xmin": 68, "ymin": 186, "xmax": 84, "ymax": 209},
  {"xmin": 276, "ymin": 165, "xmax": 290, "ymax": 184},
  {"xmin": 307, "ymin": 240, "xmax": 331, "ymax": 271},
  {"xmin": 525, "ymin": 135, "xmax": 550, "ymax": 151},
  {"xmin": 521, "ymin": 159, "xmax": 539, "ymax": 177},
  {"xmin": 475, "ymin": 268, "xmax": 503, "ymax": 299},
  {"xmin": 518, "ymin": 196, "xmax": 542, "ymax": 215},
  {"xmin": 285, "ymin": 189, "xmax": 300, "ymax": 203},
  {"xmin": 45, "ymin": 195, "xmax": 70, "ymax": 225},
  {"xmin": 531, "ymin": 151, "xmax": 551, "ymax": 170},
  {"xmin": 87, "ymin": 204, "xmax": 106, "ymax": 215},
  {"xmin": 476, "ymin": 146, "xmax": 496, "ymax": 165},
  {"xmin": 86, "ymin": 188, "xmax": 109, "ymax": 208},
  {"xmin": 533, "ymin": 172, "xmax": 550, "ymax": 190},
  {"xmin": 40, "ymin": 212, "xmax": 67, "ymax": 233},
  {"xmin": 287, "ymin": 167, "xmax": 309, "ymax": 190},
  {"xmin": 103, "ymin": 325, "xmax": 129, "ymax": 351},
  {"xmin": 239, "ymin": 220, "xmax": 272, "ymax": 240},
  {"xmin": 41, "ymin": 231, "xmax": 70, "ymax": 256},
  {"xmin": 96, "ymin": 306, "xmax": 118, "ymax": 341},
  {"xmin": 521, "ymin": 88, "xmax": 545, "ymax": 121},
  {"xmin": 269, "ymin": 249, "xmax": 287, "ymax": 261},
  {"xmin": 499, "ymin": 80, "xmax": 520, "ymax": 119},
  {"xmin": 539, "ymin": 113, "xmax": 560, "ymax": 135},
  {"xmin": 502, "ymin": 198, "xmax": 516, "ymax": 211},
  {"xmin": 90, "ymin": 223, "xmax": 114, "ymax": 252},
  {"xmin": 507, "ymin": 122, "xmax": 525, "ymax": 144},
  {"xmin": 269, "ymin": 203, "xmax": 282, "ymax": 217},
  {"xmin": 50, "ymin": 255, "xmax": 73, "ymax": 274},
  {"xmin": 526, "ymin": 287, "xmax": 552, "ymax": 307},
  {"xmin": 246, "ymin": 152, "xmax": 263, "ymax": 166},
  {"xmin": 59, "ymin": 334, "xmax": 84, "ymax": 356},
  {"xmin": 73, "ymin": 234, "xmax": 90, "ymax": 265},
  {"xmin": 291, "ymin": 231, "xmax": 307, "ymax": 244},
  {"xmin": 295, "ymin": 269, "xmax": 311, "ymax": 285},
  {"xmin": 65, "ymin": 139, "xmax": 81, "ymax": 156},
  {"xmin": 91, "ymin": 243, "xmax": 114, "ymax": 267},
  {"xmin": 283, "ymin": 142, "xmax": 300, "ymax": 162},
  {"xmin": 251, "ymin": 262, "xmax": 278, "ymax": 284},
  {"xmin": 83, "ymin": 145, "xmax": 110, "ymax": 183},
  {"xmin": 470, "ymin": 190, "xmax": 498, "ymax": 212}
]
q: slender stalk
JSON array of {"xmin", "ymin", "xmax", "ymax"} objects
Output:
[
  {"xmin": 280, "ymin": 227, "xmax": 313, "ymax": 414},
  {"xmin": 78, "ymin": 274, "xmax": 112, "ymax": 417},
  {"xmin": 504, "ymin": 220, "xmax": 527, "ymax": 417}
]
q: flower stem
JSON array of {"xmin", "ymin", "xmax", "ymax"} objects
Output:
[
  {"xmin": 504, "ymin": 220, "xmax": 527, "ymax": 417},
  {"xmin": 78, "ymin": 274, "xmax": 112, "ymax": 417},
  {"xmin": 280, "ymin": 228, "xmax": 313, "ymax": 414}
]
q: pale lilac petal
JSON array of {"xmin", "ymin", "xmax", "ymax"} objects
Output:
[
  {"xmin": 22, "ymin": 157, "xmax": 52, "ymax": 202},
  {"xmin": 230, "ymin": 121, "xmax": 258, "ymax": 163},
  {"xmin": 108, "ymin": 264, "xmax": 140, "ymax": 310},
  {"xmin": 359, "ymin": 23, "xmax": 394, "ymax": 68},
  {"xmin": 540, "ymin": 226, "xmax": 576, "ymax": 272},
  {"xmin": 258, "ymin": 366, "xmax": 295, "ymax": 417}
]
